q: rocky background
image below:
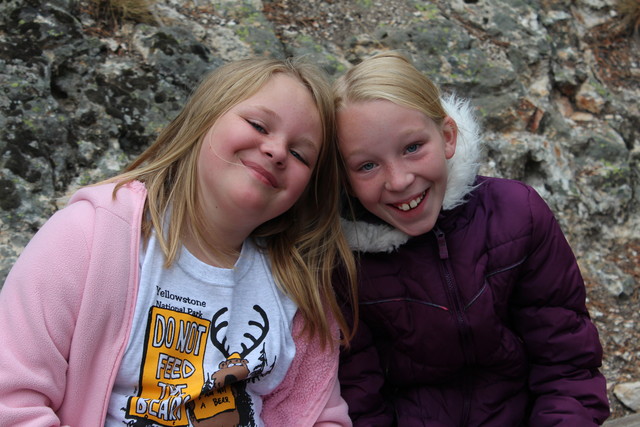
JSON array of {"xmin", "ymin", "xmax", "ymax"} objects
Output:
[{"xmin": 0, "ymin": 0, "xmax": 638, "ymax": 421}]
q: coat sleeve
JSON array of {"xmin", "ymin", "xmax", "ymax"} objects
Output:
[
  {"xmin": 336, "ymin": 267, "xmax": 394, "ymax": 427},
  {"xmin": 339, "ymin": 319, "xmax": 395, "ymax": 426},
  {"xmin": 0, "ymin": 202, "xmax": 93, "ymax": 426},
  {"xmin": 509, "ymin": 188, "xmax": 610, "ymax": 426}
]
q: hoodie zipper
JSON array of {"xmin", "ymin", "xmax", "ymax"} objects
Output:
[{"xmin": 434, "ymin": 227, "xmax": 473, "ymax": 427}]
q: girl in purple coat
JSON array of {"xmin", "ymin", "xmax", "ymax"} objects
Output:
[{"xmin": 334, "ymin": 51, "xmax": 610, "ymax": 426}]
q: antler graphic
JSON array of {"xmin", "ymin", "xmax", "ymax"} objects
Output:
[
  {"xmin": 239, "ymin": 305, "xmax": 269, "ymax": 358},
  {"xmin": 209, "ymin": 305, "xmax": 270, "ymax": 359},
  {"xmin": 210, "ymin": 307, "xmax": 231, "ymax": 358}
]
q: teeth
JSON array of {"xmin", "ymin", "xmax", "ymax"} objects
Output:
[{"xmin": 395, "ymin": 192, "xmax": 425, "ymax": 211}]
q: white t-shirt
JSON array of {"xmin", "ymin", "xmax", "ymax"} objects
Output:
[{"xmin": 106, "ymin": 234, "xmax": 298, "ymax": 426}]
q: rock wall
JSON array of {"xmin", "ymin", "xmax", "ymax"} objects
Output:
[{"xmin": 1, "ymin": 0, "xmax": 638, "ymax": 419}]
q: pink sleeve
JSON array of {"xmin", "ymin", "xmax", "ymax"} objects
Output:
[
  {"xmin": 0, "ymin": 202, "xmax": 93, "ymax": 425},
  {"xmin": 314, "ymin": 370, "xmax": 351, "ymax": 426},
  {"xmin": 262, "ymin": 312, "xmax": 351, "ymax": 426}
]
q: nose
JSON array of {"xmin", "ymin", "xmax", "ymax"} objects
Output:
[
  {"xmin": 261, "ymin": 137, "xmax": 287, "ymax": 167},
  {"xmin": 384, "ymin": 164, "xmax": 415, "ymax": 192}
]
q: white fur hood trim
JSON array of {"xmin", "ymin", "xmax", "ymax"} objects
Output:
[
  {"xmin": 341, "ymin": 217, "xmax": 410, "ymax": 253},
  {"xmin": 343, "ymin": 94, "xmax": 483, "ymax": 253}
]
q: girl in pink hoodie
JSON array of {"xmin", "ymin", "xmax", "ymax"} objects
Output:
[{"xmin": 0, "ymin": 57, "xmax": 357, "ymax": 427}]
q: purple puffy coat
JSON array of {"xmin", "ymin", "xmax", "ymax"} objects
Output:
[
  {"xmin": 337, "ymin": 98, "xmax": 609, "ymax": 426},
  {"xmin": 338, "ymin": 177, "xmax": 609, "ymax": 426}
]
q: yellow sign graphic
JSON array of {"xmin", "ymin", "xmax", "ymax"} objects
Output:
[
  {"xmin": 128, "ymin": 307, "xmax": 210, "ymax": 425},
  {"xmin": 193, "ymin": 384, "xmax": 236, "ymax": 419}
]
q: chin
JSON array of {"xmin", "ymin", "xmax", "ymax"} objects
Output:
[
  {"xmin": 401, "ymin": 228, "xmax": 430, "ymax": 237},
  {"xmin": 392, "ymin": 220, "xmax": 436, "ymax": 237}
]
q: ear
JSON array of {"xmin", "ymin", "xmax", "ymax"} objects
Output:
[{"xmin": 441, "ymin": 116, "xmax": 457, "ymax": 160}]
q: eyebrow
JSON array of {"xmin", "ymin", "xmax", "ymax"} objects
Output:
[
  {"xmin": 340, "ymin": 146, "xmax": 376, "ymax": 166},
  {"xmin": 340, "ymin": 126, "xmax": 428, "ymax": 160},
  {"xmin": 252, "ymin": 105, "xmax": 278, "ymax": 120},
  {"xmin": 398, "ymin": 126, "xmax": 428, "ymax": 138},
  {"xmin": 295, "ymin": 137, "xmax": 320, "ymax": 156}
]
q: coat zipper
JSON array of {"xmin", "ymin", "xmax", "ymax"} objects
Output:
[{"xmin": 434, "ymin": 227, "xmax": 473, "ymax": 427}]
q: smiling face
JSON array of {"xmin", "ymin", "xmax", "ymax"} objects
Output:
[
  {"xmin": 338, "ymin": 99, "xmax": 457, "ymax": 236},
  {"xmin": 197, "ymin": 73, "xmax": 323, "ymax": 244}
]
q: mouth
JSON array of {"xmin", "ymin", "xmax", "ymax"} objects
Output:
[
  {"xmin": 242, "ymin": 160, "xmax": 278, "ymax": 188},
  {"xmin": 391, "ymin": 191, "xmax": 426, "ymax": 212}
]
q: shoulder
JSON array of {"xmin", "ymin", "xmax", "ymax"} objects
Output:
[
  {"xmin": 5, "ymin": 181, "xmax": 147, "ymax": 297},
  {"xmin": 67, "ymin": 181, "xmax": 147, "ymax": 223},
  {"xmin": 33, "ymin": 181, "xmax": 147, "ymax": 252},
  {"xmin": 468, "ymin": 176, "xmax": 558, "ymax": 245},
  {"xmin": 475, "ymin": 175, "xmax": 531, "ymax": 196},
  {"xmin": 473, "ymin": 176, "xmax": 551, "ymax": 215}
]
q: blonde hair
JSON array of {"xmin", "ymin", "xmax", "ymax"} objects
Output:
[
  {"xmin": 104, "ymin": 57, "xmax": 357, "ymax": 347},
  {"xmin": 334, "ymin": 51, "xmax": 447, "ymax": 126}
]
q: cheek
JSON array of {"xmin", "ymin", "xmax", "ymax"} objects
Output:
[
  {"xmin": 196, "ymin": 145, "xmax": 210, "ymax": 184},
  {"xmin": 347, "ymin": 176, "xmax": 373, "ymax": 201},
  {"xmin": 198, "ymin": 141, "xmax": 221, "ymax": 177},
  {"xmin": 289, "ymin": 167, "xmax": 314, "ymax": 199},
  {"xmin": 344, "ymin": 172, "xmax": 360, "ymax": 195}
]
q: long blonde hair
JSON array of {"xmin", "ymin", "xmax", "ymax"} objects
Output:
[{"xmin": 105, "ymin": 57, "xmax": 357, "ymax": 347}]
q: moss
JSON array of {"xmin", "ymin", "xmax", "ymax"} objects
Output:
[
  {"xmin": 235, "ymin": 26, "xmax": 250, "ymax": 41},
  {"xmin": 356, "ymin": 0, "xmax": 373, "ymax": 8},
  {"xmin": 591, "ymin": 79, "xmax": 609, "ymax": 98},
  {"xmin": 327, "ymin": 56, "xmax": 347, "ymax": 74},
  {"xmin": 413, "ymin": 2, "xmax": 440, "ymax": 20},
  {"xmin": 601, "ymin": 160, "xmax": 630, "ymax": 182},
  {"xmin": 47, "ymin": 29, "xmax": 65, "ymax": 37}
]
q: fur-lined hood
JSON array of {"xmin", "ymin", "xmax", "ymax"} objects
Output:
[{"xmin": 341, "ymin": 94, "xmax": 483, "ymax": 253}]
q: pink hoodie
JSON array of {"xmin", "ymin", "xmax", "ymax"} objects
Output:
[{"xmin": 0, "ymin": 181, "xmax": 350, "ymax": 426}]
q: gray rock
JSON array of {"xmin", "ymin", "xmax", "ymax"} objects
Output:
[{"xmin": 615, "ymin": 382, "xmax": 640, "ymax": 412}]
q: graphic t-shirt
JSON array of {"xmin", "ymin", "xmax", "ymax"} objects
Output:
[{"xmin": 106, "ymin": 234, "xmax": 298, "ymax": 427}]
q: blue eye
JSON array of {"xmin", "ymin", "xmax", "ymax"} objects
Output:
[
  {"xmin": 360, "ymin": 162, "xmax": 375, "ymax": 171},
  {"xmin": 406, "ymin": 143, "xmax": 419, "ymax": 153}
]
